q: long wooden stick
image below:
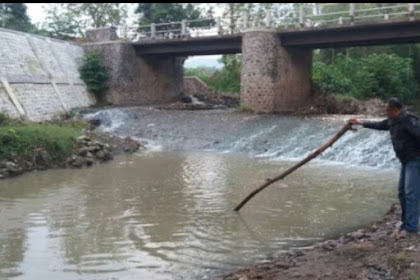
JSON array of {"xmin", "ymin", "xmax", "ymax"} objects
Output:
[{"xmin": 234, "ymin": 122, "xmax": 354, "ymax": 212}]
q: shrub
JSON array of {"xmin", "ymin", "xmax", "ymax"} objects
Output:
[
  {"xmin": 78, "ymin": 51, "xmax": 109, "ymax": 104},
  {"xmin": 0, "ymin": 113, "xmax": 11, "ymax": 126},
  {"xmin": 313, "ymin": 54, "xmax": 419, "ymax": 104}
]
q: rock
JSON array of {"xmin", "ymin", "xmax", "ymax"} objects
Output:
[
  {"xmin": 77, "ymin": 135, "xmax": 91, "ymax": 143},
  {"xmin": 322, "ymin": 240, "xmax": 338, "ymax": 251},
  {"xmin": 0, "ymin": 161, "xmax": 24, "ymax": 177},
  {"xmin": 345, "ymin": 229, "xmax": 370, "ymax": 240},
  {"xmin": 95, "ymin": 150, "xmax": 106, "ymax": 161},
  {"xmin": 8, "ymin": 166, "xmax": 24, "ymax": 176},
  {"xmin": 88, "ymin": 118, "xmax": 101, "ymax": 127},
  {"xmin": 71, "ymin": 156, "xmax": 85, "ymax": 168},
  {"xmin": 4, "ymin": 161, "xmax": 17, "ymax": 170},
  {"xmin": 92, "ymin": 141, "xmax": 105, "ymax": 148},
  {"xmin": 85, "ymin": 157, "xmax": 94, "ymax": 166},
  {"xmin": 78, "ymin": 146, "xmax": 89, "ymax": 156},
  {"xmin": 180, "ymin": 95, "xmax": 193, "ymax": 103},
  {"xmin": 103, "ymin": 151, "xmax": 113, "ymax": 161},
  {"xmin": 88, "ymin": 145, "xmax": 100, "ymax": 153},
  {"xmin": 122, "ymin": 136, "xmax": 141, "ymax": 153},
  {"xmin": 86, "ymin": 152, "xmax": 93, "ymax": 158}
]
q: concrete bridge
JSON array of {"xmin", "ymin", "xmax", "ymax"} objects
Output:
[{"xmin": 84, "ymin": 3, "xmax": 420, "ymax": 113}]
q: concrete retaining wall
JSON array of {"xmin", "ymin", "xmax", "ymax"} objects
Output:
[{"xmin": 0, "ymin": 28, "xmax": 93, "ymax": 121}]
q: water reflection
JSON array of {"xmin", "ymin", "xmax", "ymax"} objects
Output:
[{"xmin": 0, "ymin": 151, "xmax": 397, "ymax": 280}]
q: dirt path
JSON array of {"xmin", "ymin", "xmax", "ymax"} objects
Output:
[{"xmin": 222, "ymin": 204, "xmax": 420, "ymax": 280}]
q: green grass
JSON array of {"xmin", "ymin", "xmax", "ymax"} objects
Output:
[
  {"xmin": 411, "ymin": 277, "xmax": 420, "ymax": 280},
  {"xmin": 0, "ymin": 123, "xmax": 81, "ymax": 162}
]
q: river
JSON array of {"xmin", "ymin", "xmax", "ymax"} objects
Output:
[{"xmin": 0, "ymin": 107, "xmax": 399, "ymax": 280}]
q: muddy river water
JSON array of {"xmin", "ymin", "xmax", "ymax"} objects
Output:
[{"xmin": 0, "ymin": 108, "xmax": 399, "ymax": 279}]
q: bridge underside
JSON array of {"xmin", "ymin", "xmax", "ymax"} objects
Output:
[{"xmin": 132, "ymin": 20, "xmax": 420, "ymax": 56}]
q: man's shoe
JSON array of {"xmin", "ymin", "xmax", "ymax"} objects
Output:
[{"xmin": 394, "ymin": 229, "xmax": 408, "ymax": 240}]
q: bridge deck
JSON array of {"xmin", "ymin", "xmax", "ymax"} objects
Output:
[{"xmin": 131, "ymin": 20, "xmax": 420, "ymax": 56}]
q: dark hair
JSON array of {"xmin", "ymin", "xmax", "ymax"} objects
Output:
[{"xmin": 387, "ymin": 97, "xmax": 403, "ymax": 109}]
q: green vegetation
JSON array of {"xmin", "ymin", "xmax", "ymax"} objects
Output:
[
  {"xmin": 313, "ymin": 53, "xmax": 418, "ymax": 103},
  {"xmin": 0, "ymin": 3, "xmax": 33, "ymax": 32},
  {"xmin": 186, "ymin": 47, "xmax": 420, "ymax": 106},
  {"xmin": 136, "ymin": 3, "xmax": 214, "ymax": 33},
  {"xmin": 0, "ymin": 113, "xmax": 81, "ymax": 163},
  {"xmin": 78, "ymin": 52, "xmax": 109, "ymax": 104},
  {"xmin": 185, "ymin": 55, "xmax": 241, "ymax": 94}
]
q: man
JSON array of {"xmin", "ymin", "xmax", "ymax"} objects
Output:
[{"xmin": 348, "ymin": 97, "xmax": 420, "ymax": 238}]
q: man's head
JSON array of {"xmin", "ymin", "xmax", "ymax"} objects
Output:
[{"xmin": 386, "ymin": 97, "xmax": 403, "ymax": 119}]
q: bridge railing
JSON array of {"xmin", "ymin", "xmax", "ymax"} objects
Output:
[{"xmin": 117, "ymin": 3, "xmax": 420, "ymax": 42}]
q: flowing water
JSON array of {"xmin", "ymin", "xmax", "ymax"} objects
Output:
[{"xmin": 0, "ymin": 107, "xmax": 399, "ymax": 280}]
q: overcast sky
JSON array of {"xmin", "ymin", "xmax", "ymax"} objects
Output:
[{"xmin": 25, "ymin": 3, "xmax": 222, "ymax": 68}]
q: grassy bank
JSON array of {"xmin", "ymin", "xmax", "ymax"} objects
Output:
[{"xmin": 0, "ymin": 115, "xmax": 83, "ymax": 165}]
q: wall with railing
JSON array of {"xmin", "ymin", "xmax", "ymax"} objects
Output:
[{"xmin": 116, "ymin": 3, "xmax": 420, "ymax": 42}]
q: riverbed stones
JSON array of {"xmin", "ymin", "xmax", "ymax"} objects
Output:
[
  {"xmin": 122, "ymin": 136, "xmax": 141, "ymax": 153},
  {"xmin": 66, "ymin": 134, "xmax": 134, "ymax": 168},
  {"xmin": 71, "ymin": 156, "xmax": 85, "ymax": 168},
  {"xmin": 0, "ymin": 160, "xmax": 24, "ymax": 177},
  {"xmin": 78, "ymin": 146, "xmax": 89, "ymax": 156}
]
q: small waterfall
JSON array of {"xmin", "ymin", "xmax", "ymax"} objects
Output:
[{"xmin": 81, "ymin": 107, "xmax": 399, "ymax": 169}]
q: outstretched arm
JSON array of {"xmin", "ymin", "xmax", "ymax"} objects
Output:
[{"xmin": 348, "ymin": 118, "xmax": 389, "ymax": 131}]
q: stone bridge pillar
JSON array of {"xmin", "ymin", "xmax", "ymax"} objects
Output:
[
  {"xmin": 83, "ymin": 27, "xmax": 183, "ymax": 105},
  {"xmin": 241, "ymin": 28, "xmax": 312, "ymax": 113}
]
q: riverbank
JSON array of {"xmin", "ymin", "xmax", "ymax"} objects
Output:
[
  {"xmin": 0, "ymin": 116, "xmax": 143, "ymax": 179},
  {"xmin": 222, "ymin": 204, "xmax": 420, "ymax": 280}
]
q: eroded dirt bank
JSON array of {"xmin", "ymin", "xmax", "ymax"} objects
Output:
[{"xmin": 222, "ymin": 204, "xmax": 420, "ymax": 280}]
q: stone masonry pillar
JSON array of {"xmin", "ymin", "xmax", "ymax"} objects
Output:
[
  {"xmin": 83, "ymin": 27, "xmax": 183, "ymax": 105},
  {"xmin": 241, "ymin": 28, "xmax": 312, "ymax": 113}
]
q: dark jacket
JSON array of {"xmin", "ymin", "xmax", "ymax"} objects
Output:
[{"xmin": 362, "ymin": 110, "xmax": 420, "ymax": 163}]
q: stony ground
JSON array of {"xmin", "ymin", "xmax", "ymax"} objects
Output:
[{"xmin": 222, "ymin": 204, "xmax": 420, "ymax": 280}]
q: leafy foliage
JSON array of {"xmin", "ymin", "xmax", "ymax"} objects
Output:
[
  {"xmin": 185, "ymin": 55, "xmax": 241, "ymax": 94},
  {"xmin": 43, "ymin": 3, "xmax": 128, "ymax": 39},
  {"xmin": 78, "ymin": 52, "xmax": 109, "ymax": 103},
  {"xmin": 0, "ymin": 3, "xmax": 33, "ymax": 32},
  {"xmin": 135, "ymin": 3, "xmax": 215, "ymax": 35},
  {"xmin": 313, "ymin": 53, "xmax": 418, "ymax": 103}
]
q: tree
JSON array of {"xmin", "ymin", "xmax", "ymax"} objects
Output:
[
  {"xmin": 42, "ymin": 4, "xmax": 82, "ymax": 39},
  {"xmin": 135, "ymin": 3, "xmax": 214, "ymax": 36},
  {"xmin": 43, "ymin": 3, "xmax": 128, "ymax": 39},
  {"xmin": 0, "ymin": 3, "xmax": 33, "ymax": 32}
]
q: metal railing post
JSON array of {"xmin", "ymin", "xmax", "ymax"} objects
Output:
[
  {"xmin": 216, "ymin": 17, "xmax": 222, "ymax": 35},
  {"xmin": 409, "ymin": 3, "xmax": 415, "ymax": 21},
  {"xmin": 299, "ymin": 6, "xmax": 304, "ymax": 28},
  {"xmin": 242, "ymin": 12, "xmax": 249, "ymax": 30},
  {"xmin": 151, "ymin": 23, "xmax": 156, "ymax": 39},
  {"xmin": 265, "ymin": 9, "xmax": 271, "ymax": 27},
  {"xmin": 349, "ymin": 3, "xmax": 355, "ymax": 25},
  {"xmin": 181, "ymin": 20, "xmax": 186, "ymax": 37}
]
